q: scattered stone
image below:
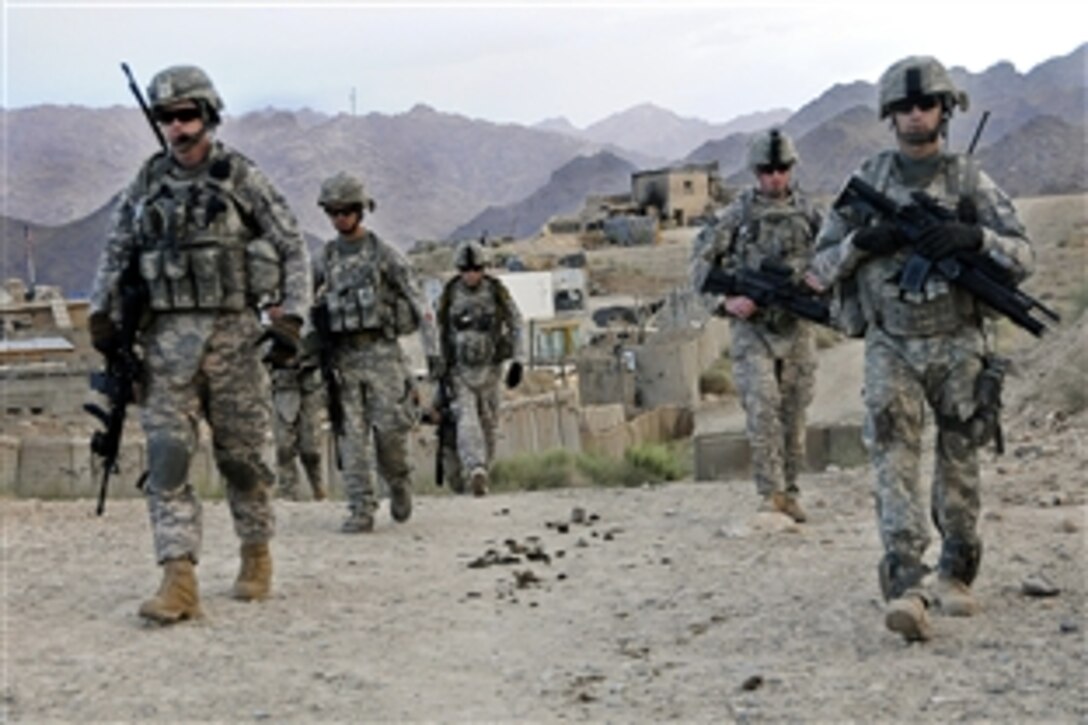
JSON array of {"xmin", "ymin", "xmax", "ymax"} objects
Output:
[
  {"xmin": 741, "ymin": 675, "xmax": 764, "ymax": 691},
  {"xmin": 514, "ymin": 569, "xmax": 541, "ymax": 589},
  {"xmin": 1014, "ymin": 445, "xmax": 1043, "ymax": 460},
  {"xmin": 468, "ymin": 549, "xmax": 522, "ymax": 568},
  {"xmin": 576, "ymin": 538, "xmax": 589, "ymax": 548},
  {"xmin": 557, "ymin": 573, "xmax": 567, "ymax": 581},
  {"xmin": 1021, "ymin": 573, "xmax": 1060, "ymax": 597},
  {"xmin": 1058, "ymin": 518, "xmax": 1079, "ymax": 534},
  {"xmin": 556, "ymin": 523, "xmax": 569, "ymax": 534},
  {"xmin": 571, "ymin": 507, "xmax": 586, "ymax": 524},
  {"xmin": 1059, "ymin": 620, "xmax": 1078, "ymax": 634},
  {"xmin": 660, "ymin": 557, "xmax": 672, "ymax": 566}
]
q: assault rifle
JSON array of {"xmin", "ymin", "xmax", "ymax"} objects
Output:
[
  {"xmin": 309, "ymin": 302, "xmax": 345, "ymax": 469},
  {"xmin": 702, "ymin": 258, "xmax": 831, "ymax": 326},
  {"xmin": 423, "ymin": 375, "xmax": 458, "ymax": 487},
  {"xmin": 835, "ymin": 176, "xmax": 1060, "ymax": 337},
  {"xmin": 84, "ymin": 253, "xmax": 147, "ymax": 515}
]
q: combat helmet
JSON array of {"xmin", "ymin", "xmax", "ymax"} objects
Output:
[
  {"xmin": 454, "ymin": 238, "xmax": 488, "ymax": 270},
  {"xmin": 878, "ymin": 55, "xmax": 969, "ymax": 119},
  {"xmin": 147, "ymin": 65, "xmax": 224, "ymax": 125},
  {"xmin": 317, "ymin": 172, "xmax": 375, "ymax": 211},
  {"xmin": 747, "ymin": 129, "xmax": 799, "ymax": 172}
]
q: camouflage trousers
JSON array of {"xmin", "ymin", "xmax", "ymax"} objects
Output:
[
  {"xmin": 451, "ymin": 364, "xmax": 502, "ymax": 474},
  {"xmin": 271, "ymin": 367, "xmax": 325, "ymax": 499},
  {"xmin": 139, "ymin": 311, "xmax": 275, "ymax": 564},
  {"xmin": 334, "ymin": 337, "xmax": 414, "ymax": 514},
  {"xmin": 730, "ymin": 320, "xmax": 816, "ymax": 497},
  {"xmin": 862, "ymin": 326, "xmax": 985, "ymax": 567}
]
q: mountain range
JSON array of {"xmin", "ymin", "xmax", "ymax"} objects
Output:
[{"xmin": 1, "ymin": 43, "xmax": 1084, "ymax": 297}]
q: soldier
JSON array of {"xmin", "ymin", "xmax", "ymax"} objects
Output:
[
  {"xmin": 312, "ymin": 172, "xmax": 440, "ymax": 533},
  {"xmin": 87, "ymin": 65, "xmax": 311, "ymax": 623},
  {"xmin": 435, "ymin": 239, "xmax": 524, "ymax": 496},
  {"xmin": 808, "ymin": 56, "xmax": 1033, "ymax": 641},
  {"xmin": 266, "ymin": 305, "xmax": 327, "ymax": 502},
  {"xmin": 690, "ymin": 129, "xmax": 822, "ymax": 523}
]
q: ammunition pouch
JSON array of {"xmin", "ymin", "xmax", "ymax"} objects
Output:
[
  {"xmin": 139, "ymin": 242, "xmax": 247, "ymax": 312},
  {"xmin": 325, "ymin": 282, "xmax": 383, "ymax": 334}
]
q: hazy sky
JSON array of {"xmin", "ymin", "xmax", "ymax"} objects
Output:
[{"xmin": 3, "ymin": 1, "xmax": 1084, "ymax": 127}]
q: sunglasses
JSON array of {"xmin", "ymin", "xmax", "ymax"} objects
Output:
[
  {"xmin": 325, "ymin": 207, "xmax": 358, "ymax": 218},
  {"xmin": 154, "ymin": 107, "xmax": 203, "ymax": 125},
  {"xmin": 756, "ymin": 163, "xmax": 792, "ymax": 175},
  {"xmin": 888, "ymin": 95, "xmax": 940, "ymax": 114}
]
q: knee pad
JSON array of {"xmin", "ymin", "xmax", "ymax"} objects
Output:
[{"xmin": 146, "ymin": 438, "xmax": 191, "ymax": 494}]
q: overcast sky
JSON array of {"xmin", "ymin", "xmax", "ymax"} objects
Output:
[{"xmin": 3, "ymin": 1, "xmax": 1084, "ymax": 128}]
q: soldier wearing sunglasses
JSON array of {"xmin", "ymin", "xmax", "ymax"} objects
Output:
[
  {"xmin": 808, "ymin": 56, "xmax": 1034, "ymax": 641},
  {"xmin": 312, "ymin": 172, "xmax": 440, "ymax": 533},
  {"xmin": 690, "ymin": 128, "xmax": 823, "ymax": 524},
  {"xmin": 88, "ymin": 65, "xmax": 312, "ymax": 624}
]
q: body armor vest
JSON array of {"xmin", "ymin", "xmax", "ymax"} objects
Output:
[
  {"xmin": 134, "ymin": 152, "xmax": 279, "ymax": 312},
  {"xmin": 442, "ymin": 277, "xmax": 512, "ymax": 367},
  {"xmin": 729, "ymin": 190, "xmax": 818, "ymax": 333}
]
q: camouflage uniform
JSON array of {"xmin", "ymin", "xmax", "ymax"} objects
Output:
[
  {"xmin": 436, "ymin": 240, "xmax": 524, "ymax": 494},
  {"xmin": 268, "ymin": 335, "xmax": 325, "ymax": 501},
  {"xmin": 809, "ymin": 56, "xmax": 1033, "ymax": 633},
  {"xmin": 89, "ymin": 68, "xmax": 311, "ymax": 569},
  {"xmin": 315, "ymin": 207, "xmax": 438, "ymax": 527},
  {"xmin": 691, "ymin": 131, "xmax": 821, "ymax": 514}
]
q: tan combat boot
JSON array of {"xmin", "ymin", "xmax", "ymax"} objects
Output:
[
  {"xmin": 341, "ymin": 509, "xmax": 375, "ymax": 534},
  {"xmin": 761, "ymin": 492, "xmax": 807, "ymax": 523},
  {"xmin": 885, "ymin": 594, "xmax": 932, "ymax": 642},
  {"xmin": 232, "ymin": 542, "xmax": 272, "ymax": 601},
  {"xmin": 470, "ymin": 467, "xmax": 489, "ymax": 497},
  {"xmin": 933, "ymin": 576, "xmax": 979, "ymax": 617},
  {"xmin": 138, "ymin": 558, "xmax": 203, "ymax": 624}
]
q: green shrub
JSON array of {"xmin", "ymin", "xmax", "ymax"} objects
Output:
[
  {"xmin": 699, "ymin": 357, "xmax": 734, "ymax": 396},
  {"xmin": 487, "ymin": 442, "xmax": 691, "ymax": 492}
]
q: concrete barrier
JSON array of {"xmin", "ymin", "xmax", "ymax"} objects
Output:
[{"xmin": 693, "ymin": 423, "xmax": 867, "ymax": 482}]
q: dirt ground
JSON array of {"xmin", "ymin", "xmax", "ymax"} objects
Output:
[
  {"xmin": 2, "ymin": 413, "xmax": 1084, "ymax": 721},
  {"xmin": 2, "ymin": 195, "xmax": 1085, "ymax": 721}
]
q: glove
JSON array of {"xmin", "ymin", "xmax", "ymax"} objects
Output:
[
  {"xmin": 426, "ymin": 354, "xmax": 445, "ymax": 380},
  {"xmin": 88, "ymin": 312, "xmax": 119, "ymax": 357},
  {"xmin": 261, "ymin": 315, "xmax": 302, "ymax": 367},
  {"xmin": 505, "ymin": 360, "xmax": 524, "ymax": 389},
  {"xmin": 917, "ymin": 222, "xmax": 983, "ymax": 260},
  {"xmin": 853, "ymin": 223, "xmax": 905, "ymax": 256}
]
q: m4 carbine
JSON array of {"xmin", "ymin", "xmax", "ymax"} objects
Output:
[
  {"xmin": 309, "ymin": 302, "xmax": 345, "ymax": 470},
  {"xmin": 701, "ymin": 258, "xmax": 831, "ymax": 327},
  {"xmin": 84, "ymin": 253, "xmax": 147, "ymax": 515},
  {"xmin": 836, "ymin": 176, "xmax": 1060, "ymax": 337}
]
